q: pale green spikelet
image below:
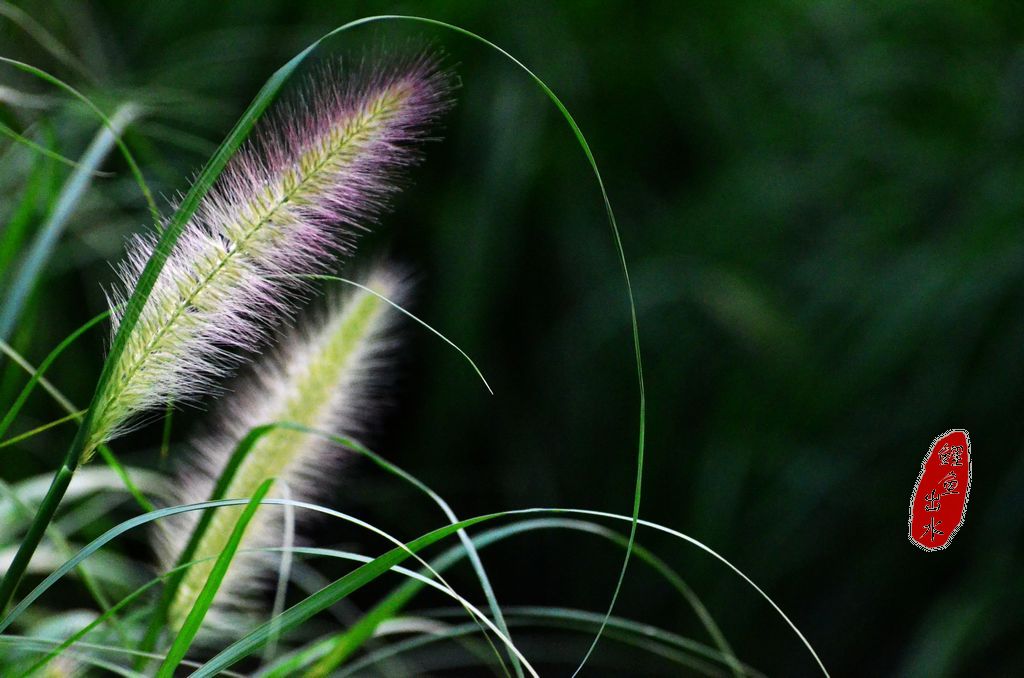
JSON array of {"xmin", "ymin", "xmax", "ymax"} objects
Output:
[{"xmin": 154, "ymin": 266, "xmax": 407, "ymax": 632}]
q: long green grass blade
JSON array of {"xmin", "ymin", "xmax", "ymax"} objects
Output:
[
  {"xmin": 0, "ymin": 477, "xmax": 127, "ymax": 643},
  {"xmin": 0, "ymin": 498, "xmax": 825, "ymax": 675},
  {"xmin": 141, "ymin": 421, "xmax": 511, "ymax": 674},
  {"xmin": 0, "ymin": 330, "xmax": 154, "ymax": 512},
  {"xmin": 301, "ymin": 516, "xmax": 739, "ymax": 677},
  {"xmin": 0, "ymin": 310, "xmax": 108, "ymax": 441},
  {"xmin": 157, "ymin": 478, "xmax": 275, "ymax": 677}
]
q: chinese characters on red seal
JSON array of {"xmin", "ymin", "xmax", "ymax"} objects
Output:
[{"xmin": 908, "ymin": 429, "xmax": 971, "ymax": 552}]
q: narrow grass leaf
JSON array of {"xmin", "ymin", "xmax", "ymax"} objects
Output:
[
  {"xmin": 0, "ymin": 330, "xmax": 154, "ymax": 512},
  {"xmin": 157, "ymin": 478, "xmax": 275, "ymax": 677}
]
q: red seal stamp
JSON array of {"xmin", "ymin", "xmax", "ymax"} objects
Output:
[{"xmin": 908, "ymin": 429, "xmax": 972, "ymax": 552}]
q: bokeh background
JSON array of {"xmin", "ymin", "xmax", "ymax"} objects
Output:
[{"xmin": 2, "ymin": 1, "xmax": 1023, "ymax": 675}]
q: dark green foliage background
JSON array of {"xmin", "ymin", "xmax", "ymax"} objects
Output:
[{"xmin": 2, "ymin": 1, "xmax": 1022, "ymax": 675}]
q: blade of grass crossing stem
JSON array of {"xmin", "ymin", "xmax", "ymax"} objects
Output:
[
  {"xmin": 157, "ymin": 478, "xmax": 276, "ymax": 677},
  {"xmin": 0, "ymin": 478, "xmax": 128, "ymax": 643},
  {"xmin": 0, "ymin": 104, "xmax": 138, "ymax": 344},
  {"xmin": 0, "ymin": 339, "xmax": 75, "ymax": 412},
  {"xmin": 0, "ymin": 334, "xmax": 154, "ymax": 512},
  {"xmin": 140, "ymin": 423, "xmax": 511, "ymax": 676},
  {"xmin": 0, "ymin": 309, "xmax": 111, "ymax": 442},
  {"xmin": 0, "ymin": 409, "xmax": 83, "ymax": 448}
]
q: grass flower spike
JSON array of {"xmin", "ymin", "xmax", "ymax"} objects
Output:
[
  {"xmin": 155, "ymin": 266, "xmax": 408, "ymax": 630},
  {"xmin": 86, "ymin": 54, "xmax": 451, "ymax": 459}
]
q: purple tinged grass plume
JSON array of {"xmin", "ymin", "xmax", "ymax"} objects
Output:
[{"xmin": 85, "ymin": 53, "xmax": 452, "ymax": 459}]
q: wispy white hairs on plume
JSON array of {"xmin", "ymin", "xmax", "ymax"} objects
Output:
[
  {"xmin": 154, "ymin": 266, "xmax": 408, "ymax": 631},
  {"xmin": 86, "ymin": 52, "xmax": 452, "ymax": 458}
]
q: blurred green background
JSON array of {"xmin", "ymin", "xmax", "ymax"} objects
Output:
[{"xmin": 2, "ymin": 1, "xmax": 1023, "ymax": 675}]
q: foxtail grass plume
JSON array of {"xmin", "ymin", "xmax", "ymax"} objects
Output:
[
  {"xmin": 86, "ymin": 53, "xmax": 451, "ymax": 459},
  {"xmin": 155, "ymin": 267, "xmax": 408, "ymax": 631}
]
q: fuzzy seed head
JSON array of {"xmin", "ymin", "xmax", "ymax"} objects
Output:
[{"xmin": 87, "ymin": 54, "xmax": 451, "ymax": 458}]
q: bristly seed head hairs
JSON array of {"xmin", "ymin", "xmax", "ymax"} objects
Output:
[
  {"xmin": 86, "ymin": 52, "xmax": 452, "ymax": 459},
  {"xmin": 154, "ymin": 266, "xmax": 408, "ymax": 631}
]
